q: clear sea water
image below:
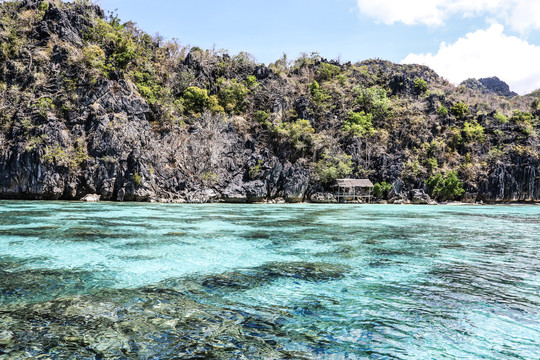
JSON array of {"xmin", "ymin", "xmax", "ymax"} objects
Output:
[{"xmin": 0, "ymin": 201, "xmax": 539, "ymax": 359}]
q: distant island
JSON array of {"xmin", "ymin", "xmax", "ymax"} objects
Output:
[{"xmin": 0, "ymin": 0, "xmax": 539, "ymax": 203}]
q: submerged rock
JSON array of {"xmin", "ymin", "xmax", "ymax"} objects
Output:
[{"xmin": 0, "ymin": 285, "xmax": 312, "ymax": 359}]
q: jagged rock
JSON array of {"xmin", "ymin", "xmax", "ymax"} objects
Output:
[
  {"xmin": 478, "ymin": 162, "xmax": 540, "ymax": 202},
  {"xmin": 80, "ymin": 194, "xmax": 100, "ymax": 202},
  {"xmin": 253, "ymin": 65, "xmax": 272, "ymax": 80},
  {"xmin": 282, "ymin": 164, "xmax": 309, "ymax": 203},
  {"xmin": 408, "ymin": 189, "xmax": 436, "ymax": 205},
  {"xmin": 462, "ymin": 192, "xmax": 478, "ymax": 203},
  {"xmin": 244, "ymin": 180, "xmax": 267, "ymax": 202},
  {"xmin": 186, "ymin": 189, "xmax": 220, "ymax": 203},
  {"xmin": 294, "ymin": 96, "xmax": 312, "ymax": 120},
  {"xmin": 461, "ymin": 76, "xmax": 518, "ymax": 98},
  {"xmin": 310, "ymin": 192, "xmax": 337, "ymax": 203},
  {"xmin": 388, "ymin": 178, "xmax": 405, "ymax": 199}
]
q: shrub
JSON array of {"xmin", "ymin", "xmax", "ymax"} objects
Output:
[
  {"xmin": 450, "ymin": 101, "xmax": 469, "ymax": 118},
  {"xmin": 200, "ymin": 171, "xmax": 218, "ymax": 185},
  {"xmin": 132, "ymin": 172, "xmax": 142, "ymax": 187},
  {"xmin": 423, "ymin": 157, "xmax": 438, "ymax": 174},
  {"xmin": 183, "ymin": 86, "xmax": 209, "ymax": 115},
  {"xmin": 245, "ymin": 75, "xmax": 258, "ymax": 88},
  {"xmin": 462, "ymin": 120, "xmax": 485, "ymax": 142},
  {"xmin": 39, "ymin": 1, "xmax": 49, "ymax": 11},
  {"xmin": 437, "ymin": 105, "xmax": 448, "ymax": 116},
  {"xmin": 42, "ymin": 140, "xmax": 89, "ymax": 168},
  {"xmin": 342, "ymin": 111, "xmax": 375, "ymax": 138},
  {"xmin": 248, "ymin": 160, "xmax": 263, "ymax": 179},
  {"xmin": 82, "ymin": 44, "xmax": 106, "ymax": 71},
  {"xmin": 35, "ymin": 97, "xmax": 55, "ymax": 117},
  {"xmin": 413, "ymin": 78, "xmax": 428, "ymax": 94},
  {"xmin": 309, "ymin": 80, "xmax": 331, "ymax": 105},
  {"xmin": 494, "ymin": 111, "xmax": 508, "ymax": 124},
  {"xmin": 254, "ymin": 110, "xmax": 270, "ymax": 126},
  {"xmin": 353, "ymin": 86, "xmax": 390, "ymax": 120},
  {"xmin": 373, "ymin": 181, "xmax": 391, "ymax": 199},
  {"xmin": 217, "ymin": 78, "xmax": 249, "ymax": 114},
  {"xmin": 275, "ymin": 119, "xmax": 315, "ymax": 147},
  {"xmin": 317, "ymin": 63, "xmax": 340, "ymax": 81},
  {"xmin": 425, "ymin": 171, "xmax": 465, "ymax": 201},
  {"xmin": 316, "ymin": 152, "xmax": 353, "ymax": 184},
  {"xmin": 532, "ymin": 99, "xmax": 540, "ymax": 111}
]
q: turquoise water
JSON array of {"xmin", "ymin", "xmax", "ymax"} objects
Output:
[{"xmin": 0, "ymin": 201, "xmax": 539, "ymax": 359}]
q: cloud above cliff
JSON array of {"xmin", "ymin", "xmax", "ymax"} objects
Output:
[
  {"xmin": 401, "ymin": 24, "xmax": 540, "ymax": 94},
  {"xmin": 356, "ymin": 0, "xmax": 540, "ymax": 33}
]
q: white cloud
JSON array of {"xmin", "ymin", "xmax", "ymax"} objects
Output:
[
  {"xmin": 356, "ymin": 0, "xmax": 540, "ymax": 33},
  {"xmin": 402, "ymin": 24, "xmax": 540, "ymax": 94}
]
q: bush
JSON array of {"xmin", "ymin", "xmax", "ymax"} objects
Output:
[
  {"xmin": 254, "ymin": 110, "xmax": 270, "ymax": 126},
  {"xmin": 494, "ymin": 111, "xmax": 508, "ymax": 124},
  {"xmin": 132, "ymin": 172, "xmax": 142, "ymax": 187},
  {"xmin": 373, "ymin": 181, "xmax": 391, "ymax": 199},
  {"xmin": 245, "ymin": 75, "xmax": 258, "ymax": 88},
  {"xmin": 217, "ymin": 78, "xmax": 249, "ymax": 114},
  {"xmin": 437, "ymin": 105, "xmax": 448, "ymax": 116},
  {"xmin": 182, "ymin": 86, "xmax": 209, "ymax": 115},
  {"xmin": 275, "ymin": 119, "xmax": 315, "ymax": 148},
  {"xmin": 35, "ymin": 97, "xmax": 55, "ymax": 117},
  {"xmin": 39, "ymin": 1, "xmax": 49, "ymax": 11},
  {"xmin": 82, "ymin": 44, "xmax": 107, "ymax": 71},
  {"xmin": 342, "ymin": 111, "xmax": 375, "ymax": 138},
  {"xmin": 316, "ymin": 152, "xmax": 353, "ymax": 184},
  {"xmin": 309, "ymin": 80, "xmax": 331, "ymax": 105},
  {"xmin": 353, "ymin": 86, "xmax": 390, "ymax": 120},
  {"xmin": 317, "ymin": 63, "xmax": 340, "ymax": 81},
  {"xmin": 462, "ymin": 120, "xmax": 485, "ymax": 142},
  {"xmin": 425, "ymin": 171, "xmax": 465, "ymax": 201},
  {"xmin": 450, "ymin": 101, "xmax": 469, "ymax": 118},
  {"xmin": 413, "ymin": 78, "xmax": 428, "ymax": 94}
]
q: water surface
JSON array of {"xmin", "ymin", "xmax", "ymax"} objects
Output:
[{"xmin": 0, "ymin": 201, "xmax": 539, "ymax": 359}]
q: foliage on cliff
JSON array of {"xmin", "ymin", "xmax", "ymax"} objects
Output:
[{"xmin": 0, "ymin": 0, "xmax": 539, "ymax": 202}]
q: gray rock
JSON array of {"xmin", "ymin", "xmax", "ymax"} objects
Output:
[
  {"xmin": 80, "ymin": 194, "xmax": 100, "ymax": 202},
  {"xmin": 186, "ymin": 188, "xmax": 220, "ymax": 203},
  {"xmin": 310, "ymin": 192, "xmax": 337, "ymax": 203},
  {"xmin": 388, "ymin": 178, "xmax": 405, "ymax": 199},
  {"xmin": 408, "ymin": 189, "xmax": 435, "ymax": 204}
]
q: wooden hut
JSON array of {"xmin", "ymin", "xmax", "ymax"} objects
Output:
[{"xmin": 334, "ymin": 178, "xmax": 374, "ymax": 203}]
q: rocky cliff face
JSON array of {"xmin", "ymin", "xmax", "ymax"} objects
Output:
[
  {"xmin": 0, "ymin": 0, "xmax": 539, "ymax": 203},
  {"xmin": 461, "ymin": 77, "xmax": 518, "ymax": 98}
]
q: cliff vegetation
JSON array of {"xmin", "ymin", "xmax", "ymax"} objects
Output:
[{"xmin": 1, "ymin": 0, "xmax": 539, "ymax": 203}]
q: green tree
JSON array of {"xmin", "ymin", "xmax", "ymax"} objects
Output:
[
  {"xmin": 353, "ymin": 86, "xmax": 390, "ymax": 120},
  {"xmin": 425, "ymin": 171, "xmax": 465, "ymax": 201},
  {"xmin": 316, "ymin": 152, "xmax": 353, "ymax": 184},
  {"xmin": 373, "ymin": 182, "xmax": 391, "ymax": 199},
  {"xmin": 342, "ymin": 111, "xmax": 375, "ymax": 137},
  {"xmin": 217, "ymin": 78, "xmax": 249, "ymax": 114},
  {"xmin": 317, "ymin": 63, "xmax": 340, "ymax": 81},
  {"xmin": 183, "ymin": 86, "xmax": 209, "ymax": 115}
]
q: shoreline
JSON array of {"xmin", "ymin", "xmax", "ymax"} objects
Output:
[{"xmin": 0, "ymin": 197, "xmax": 538, "ymax": 206}]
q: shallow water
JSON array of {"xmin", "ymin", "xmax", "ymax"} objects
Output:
[{"xmin": 0, "ymin": 201, "xmax": 539, "ymax": 359}]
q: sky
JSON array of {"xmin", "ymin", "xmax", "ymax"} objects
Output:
[{"xmin": 92, "ymin": 0, "xmax": 540, "ymax": 94}]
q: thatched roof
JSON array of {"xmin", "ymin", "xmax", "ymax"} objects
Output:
[{"xmin": 334, "ymin": 178, "xmax": 374, "ymax": 188}]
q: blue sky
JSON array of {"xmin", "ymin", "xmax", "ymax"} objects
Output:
[{"xmin": 95, "ymin": 0, "xmax": 540, "ymax": 94}]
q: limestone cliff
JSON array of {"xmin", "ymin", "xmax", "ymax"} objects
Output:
[{"xmin": 0, "ymin": 0, "xmax": 539, "ymax": 203}]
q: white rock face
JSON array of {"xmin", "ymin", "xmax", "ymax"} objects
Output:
[{"xmin": 81, "ymin": 194, "xmax": 101, "ymax": 202}]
